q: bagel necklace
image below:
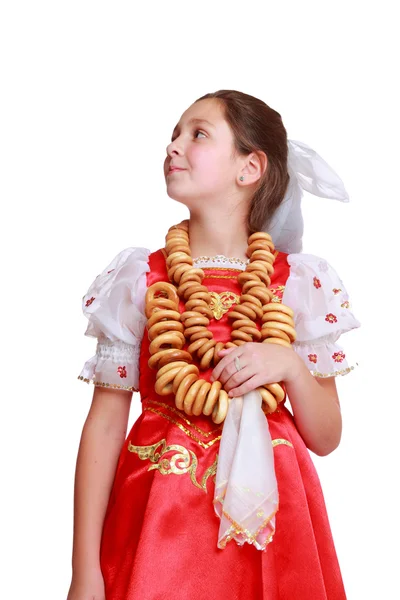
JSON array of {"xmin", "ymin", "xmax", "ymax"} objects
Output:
[{"xmin": 144, "ymin": 220, "xmax": 296, "ymax": 424}]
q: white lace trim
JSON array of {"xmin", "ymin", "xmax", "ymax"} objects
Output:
[
  {"xmin": 193, "ymin": 255, "xmax": 249, "ymax": 269},
  {"xmin": 96, "ymin": 337, "xmax": 139, "ymax": 364}
]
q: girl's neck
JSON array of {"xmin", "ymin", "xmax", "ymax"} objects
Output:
[{"xmin": 187, "ymin": 215, "xmax": 249, "ymax": 262}]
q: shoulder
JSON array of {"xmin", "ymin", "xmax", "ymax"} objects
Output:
[
  {"xmin": 282, "ymin": 253, "xmax": 360, "ymax": 378},
  {"xmin": 282, "ymin": 251, "xmax": 360, "ymax": 340},
  {"xmin": 81, "ymin": 246, "xmax": 152, "ymax": 344},
  {"xmin": 284, "ymin": 252, "xmax": 349, "ymax": 292},
  {"xmin": 82, "ymin": 246, "xmax": 152, "ymax": 302},
  {"xmin": 87, "ymin": 245, "xmax": 152, "ymax": 280},
  {"xmin": 287, "ymin": 252, "xmax": 340, "ymax": 274}
]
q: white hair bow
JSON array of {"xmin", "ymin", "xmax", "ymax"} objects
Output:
[{"xmin": 266, "ymin": 140, "xmax": 349, "ymax": 253}]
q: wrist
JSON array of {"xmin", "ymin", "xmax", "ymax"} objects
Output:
[
  {"xmin": 283, "ymin": 350, "xmax": 307, "ymax": 384},
  {"xmin": 72, "ymin": 562, "xmax": 103, "ymax": 582}
]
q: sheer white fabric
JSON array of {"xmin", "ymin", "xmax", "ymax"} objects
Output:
[
  {"xmin": 213, "ymin": 391, "xmax": 278, "ymax": 550},
  {"xmin": 78, "ymin": 247, "xmax": 151, "ymax": 391},
  {"xmin": 283, "ymin": 253, "xmax": 360, "ymax": 377},
  {"xmin": 267, "ymin": 140, "xmax": 349, "ymax": 254}
]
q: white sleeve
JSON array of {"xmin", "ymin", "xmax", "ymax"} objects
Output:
[
  {"xmin": 77, "ymin": 246, "xmax": 151, "ymax": 392},
  {"xmin": 282, "ymin": 253, "xmax": 360, "ymax": 378}
]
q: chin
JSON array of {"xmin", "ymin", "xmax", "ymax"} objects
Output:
[{"xmin": 165, "ymin": 187, "xmax": 194, "ymax": 208}]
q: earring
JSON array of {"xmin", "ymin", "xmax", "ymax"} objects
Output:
[{"xmin": 239, "ymin": 176, "xmax": 244, "ymax": 181}]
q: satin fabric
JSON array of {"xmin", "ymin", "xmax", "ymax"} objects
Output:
[{"xmin": 99, "ymin": 248, "xmax": 346, "ymax": 600}]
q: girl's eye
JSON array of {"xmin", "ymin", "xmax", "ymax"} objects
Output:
[{"xmin": 170, "ymin": 129, "xmax": 206, "ymax": 143}]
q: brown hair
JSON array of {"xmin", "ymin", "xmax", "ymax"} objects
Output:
[{"xmin": 195, "ymin": 90, "xmax": 289, "ymax": 234}]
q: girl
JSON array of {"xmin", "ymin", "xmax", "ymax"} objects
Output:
[{"xmin": 67, "ymin": 90, "xmax": 360, "ymax": 600}]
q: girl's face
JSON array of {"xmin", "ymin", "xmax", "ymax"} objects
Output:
[{"xmin": 164, "ymin": 99, "xmax": 242, "ymax": 211}]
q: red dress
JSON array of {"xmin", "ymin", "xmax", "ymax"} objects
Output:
[{"xmin": 99, "ymin": 248, "xmax": 347, "ymax": 600}]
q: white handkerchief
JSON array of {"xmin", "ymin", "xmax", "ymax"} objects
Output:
[{"xmin": 213, "ymin": 389, "xmax": 278, "ymax": 551}]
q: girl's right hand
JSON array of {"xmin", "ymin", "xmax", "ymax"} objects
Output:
[{"xmin": 66, "ymin": 570, "xmax": 105, "ymax": 600}]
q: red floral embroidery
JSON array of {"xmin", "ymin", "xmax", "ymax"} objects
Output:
[
  {"xmin": 325, "ymin": 313, "xmax": 338, "ymax": 323},
  {"xmin": 332, "ymin": 351, "xmax": 345, "ymax": 363},
  {"xmin": 117, "ymin": 366, "xmax": 127, "ymax": 378},
  {"xmin": 313, "ymin": 277, "xmax": 321, "ymax": 289},
  {"xmin": 332, "ymin": 288, "xmax": 342, "ymax": 295},
  {"xmin": 85, "ymin": 296, "xmax": 95, "ymax": 307},
  {"xmin": 341, "ymin": 301, "xmax": 350, "ymax": 309},
  {"xmin": 308, "ymin": 354, "xmax": 318, "ymax": 363}
]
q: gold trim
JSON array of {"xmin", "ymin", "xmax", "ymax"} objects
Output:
[
  {"xmin": 312, "ymin": 364, "xmax": 357, "ymax": 378},
  {"xmin": 143, "ymin": 407, "xmax": 222, "ymax": 448},
  {"xmin": 143, "ymin": 402, "xmax": 282, "ymax": 446},
  {"xmin": 202, "ymin": 274, "xmax": 243, "ymax": 279},
  {"xmin": 77, "ymin": 375, "xmax": 138, "ymax": 392},
  {"xmin": 271, "ymin": 438, "xmax": 293, "ymax": 448},
  {"xmin": 127, "ymin": 438, "xmax": 217, "ymax": 493},
  {"xmin": 145, "ymin": 399, "xmax": 222, "ymax": 437},
  {"xmin": 201, "ymin": 266, "xmax": 245, "ymax": 272},
  {"xmin": 214, "ymin": 502, "xmax": 278, "ymax": 550}
]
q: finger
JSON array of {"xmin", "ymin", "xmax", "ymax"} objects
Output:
[
  {"xmin": 228, "ymin": 375, "xmax": 261, "ymax": 398},
  {"xmin": 210, "ymin": 349, "xmax": 240, "ymax": 382},
  {"xmin": 223, "ymin": 366, "xmax": 254, "ymax": 393},
  {"xmin": 217, "ymin": 356, "xmax": 246, "ymax": 385}
]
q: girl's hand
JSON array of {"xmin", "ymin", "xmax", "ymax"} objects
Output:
[
  {"xmin": 210, "ymin": 342, "xmax": 302, "ymax": 398},
  {"xmin": 66, "ymin": 569, "xmax": 105, "ymax": 600}
]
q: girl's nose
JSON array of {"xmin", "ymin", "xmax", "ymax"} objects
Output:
[{"xmin": 166, "ymin": 137, "xmax": 183, "ymax": 157}]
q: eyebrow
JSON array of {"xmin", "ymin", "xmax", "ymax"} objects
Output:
[{"xmin": 172, "ymin": 118, "xmax": 215, "ymax": 137}]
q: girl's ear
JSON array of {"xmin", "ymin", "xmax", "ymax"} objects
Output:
[
  {"xmin": 242, "ymin": 151, "xmax": 268, "ymax": 183},
  {"xmin": 252, "ymin": 150, "xmax": 268, "ymax": 177}
]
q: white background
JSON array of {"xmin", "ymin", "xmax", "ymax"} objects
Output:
[{"xmin": 1, "ymin": 1, "xmax": 398, "ymax": 598}]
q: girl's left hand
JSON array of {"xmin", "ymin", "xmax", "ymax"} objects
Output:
[{"xmin": 210, "ymin": 342, "xmax": 302, "ymax": 398}]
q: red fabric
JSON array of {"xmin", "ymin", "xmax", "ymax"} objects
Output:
[{"xmin": 100, "ymin": 249, "xmax": 346, "ymax": 600}]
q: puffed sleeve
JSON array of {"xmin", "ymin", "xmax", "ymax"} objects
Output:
[
  {"xmin": 282, "ymin": 253, "xmax": 360, "ymax": 377},
  {"xmin": 77, "ymin": 246, "xmax": 151, "ymax": 392}
]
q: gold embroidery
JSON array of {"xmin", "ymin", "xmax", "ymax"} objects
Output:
[
  {"xmin": 77, "ymin": 375, "xmax": 138, "ymax": 392},
  {"xmin": 215, "ymin": 504, "xmax": 278, "ymax": 549},
  {"xmin": 128, "ymin": 432, "xmax": 293, "ymax": 496},
  {"xmin": 128, "ymin": 438, "xmax": 218, "ymax": 492},
  {"xmin": 312, "ymin": 365, "xmax": 357, "ymax": 378},
  {"xmin": 272, "ymin": 438, "xmax": 293, "ymax": 448},
  {"xmin": 143, "ymin": 407, "xmax": 222, "ymax": 448},
  {"xmin": 209, "ymin": 291, "xmax": 240, "ymax": 320},
  {"xmin": 146, "ymin": 399, "xmax": 222, "ymax": 437},
  {"xmin": 202, "ymin": 266, "xmax": 245, "ymax": 271},
  {"xmin": 202, "ymin": 274, "xmax": 243, "ymax": 279},
  {"xmin": 143, "ymin": 404, "xmax": 287, "ymax": 447},
  {"xmin": 269, "ymin": 284, "xmax": 285, "ymax": 303}
]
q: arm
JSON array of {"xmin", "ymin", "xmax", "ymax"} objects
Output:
[
  {"xmin": 70, "ymin": 387, "xmax": 132, "ymax": 582},
  {"xmin": 284, "ymin": 352, "xmax": 342, "ymax": 456},
  {"xmin": 213, "ymin": 344, "xmax": 343, "ymax": 457}
]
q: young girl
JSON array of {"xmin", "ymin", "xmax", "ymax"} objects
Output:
[{"xmin": 68, "ymin": 90, "xmax": 360, "ymax": 600}]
